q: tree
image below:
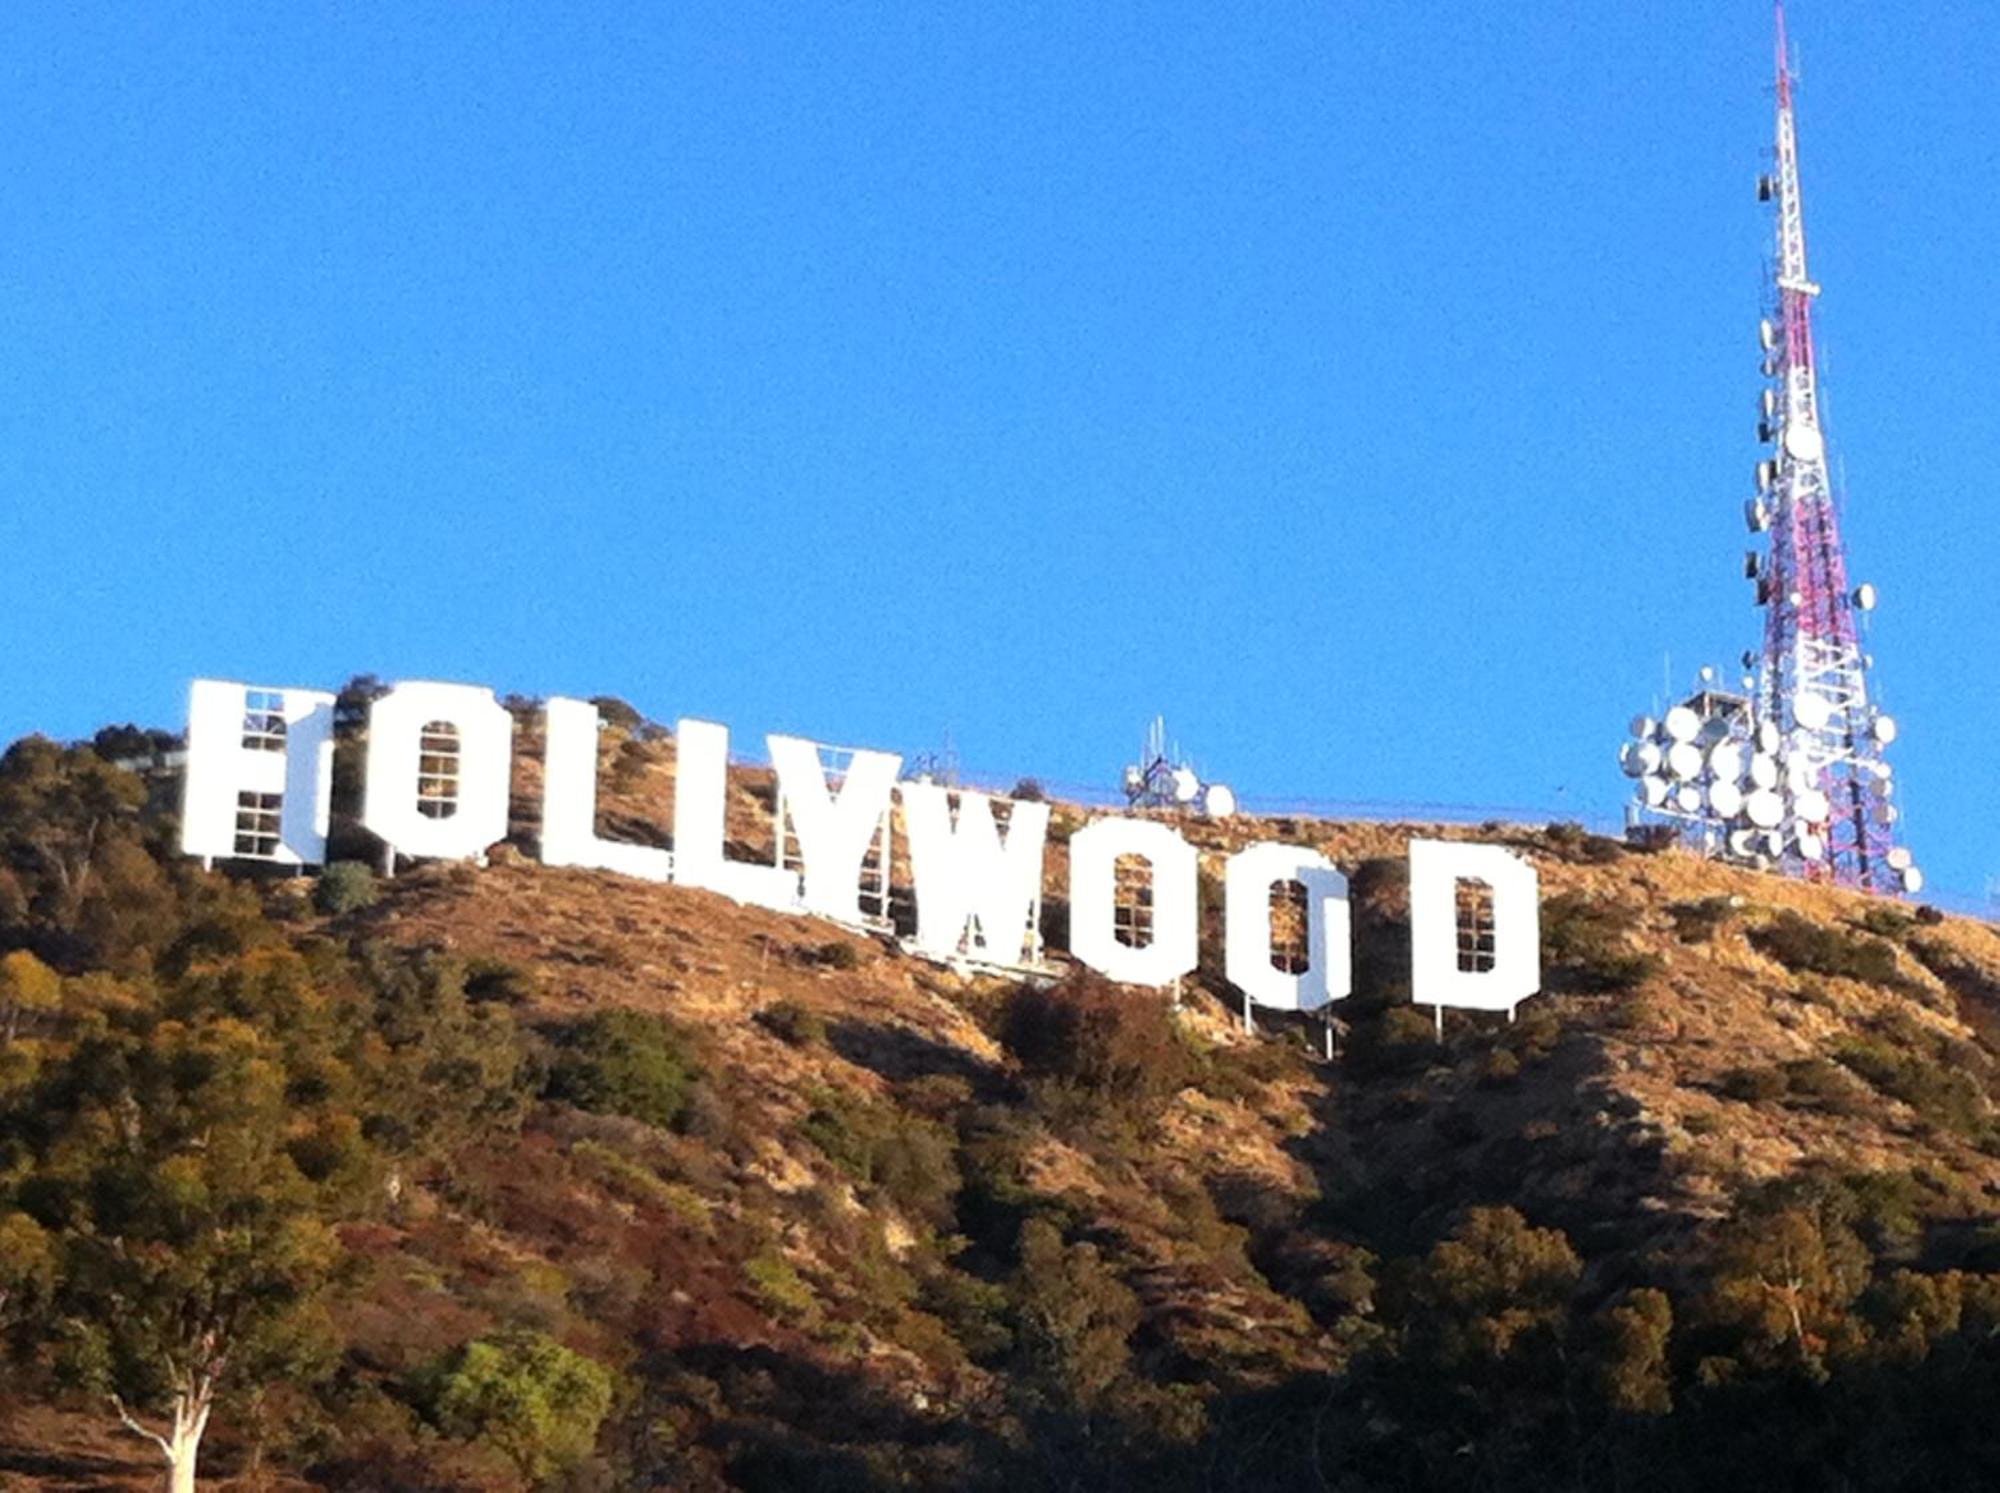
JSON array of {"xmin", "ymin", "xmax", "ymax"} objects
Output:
[
  {"xmin": 0, "ymin": 949, "xmax": 60, "ymax": 1042},
  {"xmin": 432, "ymin": 1330, "xmax": 616, "ymax": 1486},
  {"xmin": 17, "ymin": 1010, "xmax": 340, "ymax": 1493},
  {"xmin": 1594, "ymin": 1287, "xmax": 1673, "ymax": 1414},
  {"xmin": 0, "ymin": 1210, "xmax": 53, "ymax": 1338},
  {"xmin": 1002, "ymin": 973, "xmax": 1191, "ymax": 1120},
  {"xmin": 0, "ymin": 739, "xmax": 170, "ymax": 964},
  {"xmin": 1011, "ymin": 1216, "xmax": 1141, "ymax": 1412},
  {"xmin": 1402, "ymin": 1206, "xmax": 1582, "ymax": 1369},
  {"xmin": 1701, "ymin": 1201, "xmax": 1870, "ymax": 1377}
]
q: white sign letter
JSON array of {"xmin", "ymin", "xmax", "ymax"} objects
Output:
[
  {"xmin": 362, "ymin": 682, "xmax": 513, "ymax": 864},
  {"xmin": 1067, "ymin": 818, "xmax": 1198, "ymax": 987},
  {"xmin": 768, "ymin": 735, "xmax": 901, "ymax": 924},
  {"xmin": 181, "ymin": 680, "xmax": 334, "ymax": 867},
  {"xmin": 901, "ymin": 784, "xmax": 1050, "ymax": 968},
  {"xmin": 539, "ymin": 698, "xmax": 673, "ymax": 881},
  {"xmin": 671, "ymin": 719, "xmax": 799, "ymax": 911},
  {"xmin": 1408, "ymin": 838, "xmax": 1541, "ymax": 1015},
  {"xmin": 1224, "ymin": 842, "xmax": 1351, "ymax": 1012}
]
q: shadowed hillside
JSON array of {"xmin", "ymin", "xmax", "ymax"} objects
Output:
[{"xmin": 0, "ymin": 708, "xmax": 1996, "ymax": 1490}]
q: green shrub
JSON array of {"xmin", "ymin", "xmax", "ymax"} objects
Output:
[
  {"xmin": 1347, "ymin": 1005, "xmax": 1440, "ymax": 1078},
  {"xmin": 759, "ymin": 998, "xmax": 827, "ymax": 1047},
  {"xmin": 1541, "ymin": 892, "xmax": 1662, "ymax": 993},
  {"xmin": 1002, "ymin": 972, "xmax": 1193, "ymax": 1118},
  {"xmin": 745, "ymin": 1249, "xmax": 817, "ymax": 1323},
  {"xmin": 463, "ymin": 956, "xmax": 535, "ymax": 1005},
  {"xmin": 1780, "ymin": 1057, "xmax": 1862, "ymax": 1113},
  {"xmin": 812, "ymin": 939, "xmax": 861, "ymax": 971},
  {"xmin": 1721, "ymin": 1065, "xmax": 1788, "ymax": 1104},
  {"xmin": 545, "ymin": 1009, "xmax": 694, "ymax": 1130},
  {"xmin": 1478, "ymin": 1048, "xmax": 1523, "ymax": 1088},
  {"xmin": 1752, "ymin": 911, "xmax": 1908, "ymax": 988},
  {"xmin": 1543, "ymin": 821, "xmax": 1624, "ymax": 865},
  {"xmin": 589, "ymin": 695, "xmax": 645, "ymax": 732},
  {"xmin": 1856, "ymin": 905, "xmax": 1916, "ymax": 940},
  {"xmin": 1669, "ymin": 896, "xmax": 1739, "ymax": 944},
  {"xmin": 919, "ymin": 1265, "xmax": 1014, "ymax": 1359},
  {"xmin": 797, "ymin": 1088, "xmax": 960, "ymax": 1230},
  {"xmin": 1833, "ymin": 1029, "xmax": 1987, "ymax": 1137},
  {"xmin": 428, "ymin": 1329, "xmax": 616, "ymax": 1485},
  {"xmin": 1010, "ymin": 1216, "xmax": 1141, "ymax": 1412},
  {"xmin": 314, "ymin": 861, "xmax": 380, "ymax": 916}
]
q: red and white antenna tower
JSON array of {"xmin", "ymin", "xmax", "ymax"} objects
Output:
[{"xmin": 1620, "ymin": 4, "xmax": 1918, "ymax": 895}]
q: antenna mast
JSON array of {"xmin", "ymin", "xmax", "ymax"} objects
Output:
[
  {"xmin": 1755, "ymin": 2, "xmax": 1905, "ymax": 892},
  {"xmin": 1618, "ymin": 5, "xmax": 1918, "ymax": 895}
]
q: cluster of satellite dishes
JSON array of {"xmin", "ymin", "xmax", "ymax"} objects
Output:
[
  {"xmin": 1123, "ymin": 716, "xmax": 1235, "ymax": 818},
  {"xmin": 1618, "ymin": 676, "xmax": 1920, "ymax": 893}
]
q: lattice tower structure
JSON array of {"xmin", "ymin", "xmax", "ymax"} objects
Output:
[{"xmin": 1750, "ymin": 4, "xmax": 1901, "ymax": 892}]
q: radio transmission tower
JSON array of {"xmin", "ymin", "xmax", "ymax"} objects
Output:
[{"xmin": 1620, "ymin": 5, "xmax": 1917, "ymax": 895}]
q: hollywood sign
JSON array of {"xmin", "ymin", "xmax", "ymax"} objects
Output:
[{"xmin": 179, "ymin": 680, "xmax": 1542, "ymax": 1017}]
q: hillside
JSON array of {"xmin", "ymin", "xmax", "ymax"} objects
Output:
[{"xmin": 0, "ymin": 708, "xmax": 1998, "ymax": 1490}]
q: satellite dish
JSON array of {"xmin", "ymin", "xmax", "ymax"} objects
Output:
[
  {"xmin": 1796, "ymin": 830, "xmax": 1826, "ymax": 861},
  {"xmin": 1785, "ymin": 758, "xmax": 1817, "ymax": 795},
  {"xmin": 1708, "ymin": 780, "xmax": 1745, "ymax": 818},
  {"xmin": 1666, "ymin": 742, "xmax": 1705, "ymax": 781},
  {"xmin": 1745, "ymin": 500, "xmax": 1770, "ymax": 533},
  {"xmin": 1794, "ymin": 789, "xmax": 1831, "ymax": 824},
  {"xmin": 1762, "ymin": 388, "xmax": 1778, "ymax": 419},
  {"xmin": 1762, "ymin": 830, "xmax": 1787, "ymax": 857},
  {"xmin": 1629, "ymin": 714, "xmax": 1658, "ymax": 739},
  {"xmin": 1784, "ymin": 423, "xmax": 1825, "ymax": 463},
  {"xmin": 1746, "ymin": 789, "xmax": 1785, "ymax": 829},
  {"xmin": 1886, "ymin": 847, "xmax": 1913, "ymax": 872},
  {"xmin": 1639, "ymin": 776, "xmax": 1670, "ymax": 808},
  {"xmin": 1792, "ymin": 692, "xmax": 1833, "ymax": 731},
  {"xmin": 1171, "ymin": 767, "xmax": 1200, "ymax": 804},
  {"xmin": 1755, "ymin": 461, "xmax": 1775, "ymax": 494},
  {"xmin": 1901, "ymin": 866, "xmax": 1925, "ymax": 895},
  {"xmin": 1756, "ymin": 721, "xmax": 1781, "ymax": 754},
  {"xmin": 1853, "ymin": 583, "xmax": 1878, "ymax": 611},
  {"xmin": 1759, "ymin": 318, "xmax": 1777, "ymax": 350},
  {"xmin": 1727, "ymin": 828, "xmax": 1759, "ymax": 858},
  {"xmin": 1663, "ymin": 706, "xmax": 1701, "ymax": 743},
  {"xmin": 1708, "ymin": 742, "xmax": 1744, "ymax": 783},
  {"xmin": 1633, "ymin": 741, "xmax": 1663, "ymax": 775},
  {"xmin": 1873, "ymin": 714, "xmax": 1898, "ymax": 744},
  {"xmin": 1675, "ymin": 785, "xmax": 1703, "ymax": 814},
  {"xmin": 1202, "ymin": 783, "xmax": 1236, "ymax": 818},
  {"xmin": 1698, "ymin": 714, "xmax": 1732, "ymax": 745},
  {"xmin": 1619, "ymin": 743, "xmax": 1647, "ymax": 779},
  {"xmin": 1748, "ymin": 753, "xmax": 1780, "ymax": 791}
]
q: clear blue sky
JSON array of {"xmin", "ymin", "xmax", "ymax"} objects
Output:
[{"xmin": 2, "ymin": 2, "xmax": 1994, "ymax": 907}]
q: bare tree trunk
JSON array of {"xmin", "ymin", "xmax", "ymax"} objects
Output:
[{"xmin": 114, "ymin": 1382, "xmax": 213, "ymax": 1493}]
